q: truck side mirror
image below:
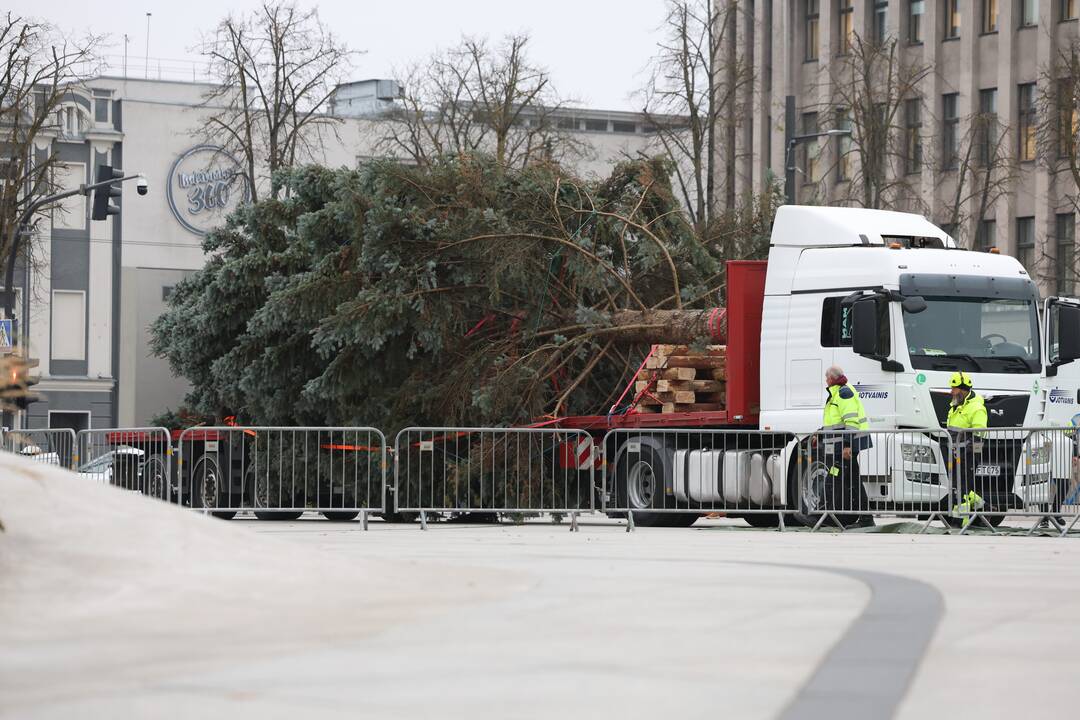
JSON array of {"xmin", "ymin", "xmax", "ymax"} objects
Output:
[
  {"xmin": 902, "ymin": 295, "xmax": 927, "ymax": 314},
  {"xmin": 1059, "ymin": 304, "xmax": 1080, "ymax": 364},
  {"xmin": 852, "ymin": 300, "xmax": 880, "ymax": 357}
]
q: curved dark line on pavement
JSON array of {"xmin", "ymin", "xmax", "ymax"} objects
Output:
[{"xmin": 772, "ymin": 564, "xmax": 944, "ymax": 720}]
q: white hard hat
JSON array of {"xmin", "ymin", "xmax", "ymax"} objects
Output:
[{"xmin": 19, "ymin": 445, "xmax": 42, "ymax": 455}]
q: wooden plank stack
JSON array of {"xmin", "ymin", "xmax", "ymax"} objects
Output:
[{"xmin": 633, "ymin": 344, "xmax": 726, "ymax": 414}]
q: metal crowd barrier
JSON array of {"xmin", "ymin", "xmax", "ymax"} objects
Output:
[
  {"xmin": 76, "ymin": 427, "xmax": 172, "ymax": 498},
  {"xmin": 602, "ymin": 429, "xmax": 797, "ymax": 528},
  {"xmin": 948, "ymin": 427, "xmax": 1080, "ymax": 536},
  {"xmin": 176, "ymin": 426, "xmax": 386, "ymax": 525},
  {"xmin": 393, "ymin": 427, "xmax": 596, "ymax": 528},
  {"xmin": 4, "ymin": 427, "xmax": 77, "ymax": 469},
  {"xmin": 796, "ymin": 428, "xmax": 956, "ymax": 532}
]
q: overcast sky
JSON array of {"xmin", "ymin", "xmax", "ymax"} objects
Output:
[{"xmin": 9, "ymin": 0, "xmax": 669, "ymax": 111}]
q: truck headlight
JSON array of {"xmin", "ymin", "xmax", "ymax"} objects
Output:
[
  {"xmin": 901, "ymin": 444, "xmax": 936, "ymax": 464},
  {"xmin": 1027, "ymin": 443, "xmax": 1051, "ymax": 465}
]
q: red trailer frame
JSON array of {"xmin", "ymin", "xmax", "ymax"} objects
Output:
[{"xmin": 553, "ymin": 260, "xmax": 767, "ymax": 433}]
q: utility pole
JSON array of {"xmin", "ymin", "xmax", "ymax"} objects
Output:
[{"xmin": 144, "ymin": 13, "xmax": 152, "ymax": 79}]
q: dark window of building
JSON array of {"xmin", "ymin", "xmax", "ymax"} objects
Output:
[
  {"xmin": 838, "ymin": 0, "xmax": 854, "ymax": 53},
  {"xmin": 983, "ymin": 0, "xmax": 999, "ymax": 31},
  {"xmin": 1017, "ymin": 216, "xmax": 1036, "ymax": 277},
  {"xmin": 611, "ymin": 120, "xmax": 637, "ymax": 133},
  {"xmin": 1057, "ymin": 213, "xmax": 1076, "ymax": 294},
  {"xmin": 905, "ymin": 97, "xmax": 923, "ymax": 173},
  {"xmin": 94, "ymin": 98, "xmax": 109, "ymax": 123},
  {"xmin": 1021, "ymin": 0, "xmax": 1039, "ymax": 25},
  {"xmin": 802, "ymin": 111, "xmax": 820, "ymax": 182},
  {"xmin": 836, "ymin": 107, "xmax": 853, "ymax": 181},
  {"xmin": 162, "ymin": 286, "xmax": 175, "ymax": 301},
  {"xmin": 1064, "ymin": 0, "xmax": 1079, "ymax": 20},
  {"xmin": 1018, "ymin": 83, "xmax": 1037, "ymax": 161},
  {"xmin": 976, "ymin": 219, "xmax": 997, "ymax": 251},
  {"xmin": 909, "ymin": 0, "xmax": 925, "ymax": 42},
  {"xmin": 1058, "ymin": 79, "xmax": 1078, "ymax": 158},
  {"xmin": 584, "ymin": 118, "xmax": 607, "ymax": 132},
  {"xmin": 557, "ymin": 117, "xmax": 578, "ymax": 130},
  {"xmin": 978, "ymin": 88, "xmax": 998, "ymax": 165},
  {"xmin": 874, "ymin": 0, "xmax": 890, "ymax": 43},
  {"xmin": 806, "ymin": 0, "xmax": 820, "ymax": 60},
  {"xmin": 943, "ymin": 93, "xmax": 960, "ymax": 168},
  {"xmin": 945, "ymin": 0, "xmax": 962, "ymax": 37}
]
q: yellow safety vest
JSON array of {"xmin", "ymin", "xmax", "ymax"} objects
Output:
[
  {"xmin": 823, "ymin": 383, "xmax": 869, "ymax": 431},
  {"xmin": 947, "ymin": 391, "xmax": 987, "ymax": 431}
]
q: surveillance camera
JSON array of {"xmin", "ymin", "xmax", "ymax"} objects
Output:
[{"xmin": 136, "ymin": 175, "xmax": 149, "ymax": 196}]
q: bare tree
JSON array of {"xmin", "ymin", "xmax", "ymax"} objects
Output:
[
  {"xmin": 825, "ymin": 34, "xmax": 933, "ymax": 210},
  {"xmin": 0, "ymin": 13, "xmax": 99, "ymax": 311},
  {"xmin": 637, "ymin": 0, "xmax": 753, "ymax": 233},
  {"xmin": 937, "ymin": 109, "xmax": 1019, "ymax": 249},
  {"xmin": 379, "ymin": 34, "xmax": 577, "ymax": 169},
  {"xmin": 198, "ymin": 2, "xmax": 353, "ymax": 202}
]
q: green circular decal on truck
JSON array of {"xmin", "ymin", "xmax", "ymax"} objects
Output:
[{"xmin": 915, "ymin": 373, "xmax": 926, "ymax": 385}]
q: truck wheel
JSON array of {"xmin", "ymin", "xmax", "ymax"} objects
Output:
[
  {"xmin": 615, "ymin": 438, "xmax": 699, "ymax": 528},
  {"xmin": 322, "ymin": 511, "xmax": 359, "ymax": 521},
  {"xmin": 250, "ymin": 463, "xmax": 303, "ymax": 521},
  {"xmin": 743, "ymin": 513, "xmax": 782, "ymax": 528},
  {"xmin": 143, "ymin": 454, "xmax": 169, "ymax": 500},
  {"xmin": 379, "ymin": 511, "xmax": 419, "ymax": 523},
  {"xmin": 192, "ymin": 456, "xmax": 236, "ymax": 520}
]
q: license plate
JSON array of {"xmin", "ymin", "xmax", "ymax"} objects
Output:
[{"xmin": 974, "ymin": 465, "xmax": 1001, "ymax": 477}]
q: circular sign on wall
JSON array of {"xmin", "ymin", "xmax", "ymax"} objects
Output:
[{"xmin": 166, "ymin": 144, "xmax": 251, "ymax": 236}]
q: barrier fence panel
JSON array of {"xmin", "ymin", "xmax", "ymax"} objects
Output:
[
  {"xmin": 393, "ymin": 427, "xmax": 596, "ymax": 517},
  {"xmin": 76, "ymin": 427, "xmax": 172, "ymax": 498},
  {"xmin": 176, "ymin": 427, "xmax": 386, "ymax": 520},
  {"xmin": 602, "ymin": 429, "xmax": 797, "ymax": 526},
  {"xmin": 797, "ymin": 428, "xmax": 956, "ymax": 532},
  {"xmin": 949, "ymin": 427, "xmax": 1079, "ymax": 535},
  {"xmin": 4, "ymin": 428, "xmax": 77, "ymax": 469}
]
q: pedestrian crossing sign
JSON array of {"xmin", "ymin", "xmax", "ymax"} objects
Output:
[{"xmin": 0, "ymin": 319, "xmax": 12, "ymax": 353}]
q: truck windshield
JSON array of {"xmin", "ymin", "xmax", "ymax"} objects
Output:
[{"xmin": 903, "ymin": 297, "xmax": 1040, "ymax": 373}]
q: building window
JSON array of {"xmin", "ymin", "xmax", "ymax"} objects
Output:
[
  {"xmin": 611, "ymin": 120, "xmax": 637, "ymax": 133},
  {"xmin": 874, "ymin": 0, "xmax": 889, "ymax": 43},
  {"xmin": 1058, "ymin": 79, "xmax": 1078, "ymax": 158},
  {"xmin": 908, "ymin": 0, "xmax": 925, "ymax": 42},
  {"xmin": 1017, "ymin": 216, "xmax": 1036, "ymax": 277},
  {"xmin": 584, "ymin": 118, "xmax": 607, "ymax": 132},
  {"xmin": 1018, "ymin": 83, "xmax": 1037, "ymax": 161},
  {"xmin": 1058, "ymin": 213, "xmax": 1076, "ymax": 293},
  {"xmin": 836, "ymin": 107, "xmax": 853, "ymax": 181},
  {"xmin": 976, "ymin": 219, "xmax": 997, "ymax": 251},
  {"xmin": 802, "ymin": 111, "xmax": 820, "ymax": 182},
  {"xmin": 983, "ymin": 0, "xmax": 999, "ymax": 31},
  {"xmin": 978, "ymin": 88, "xmax": 998, "ymax": 165},
  {"xmin": 837, "ymin": 0, "xmax": 854, "ymax": 54},
  {"xmin": 557, "ymin": 117, "xmax": 578, "ymax": 130},
  {"xmin": 905, "ymin": 98, "xmax": 923, "ymax": 173},
  {"xmin": 1021, "ymin": 0, "xmax": 1039, "ymax": 25},
  {"xmin": 945, "ymin": 0, "xmax": 962, "ymax": 37},
  {"xmin": 806, "ymin": 0, "xmax": 820, "ymax": 61},
  {"xmin": 943, "ymin": 93, "xmax": 960, "ymax": 168},
  {"xmin": 52, "ymin": 290, "xmax": 86, "ymax": 361},
  {"xmin": 1064, "ymin": 0, "xmax": 1079, "ymax": 20}
]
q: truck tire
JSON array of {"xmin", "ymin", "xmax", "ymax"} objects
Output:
[
  {"xmin": 192, "ymin": 456, "xmax": 237, "ymax": 520},
  {"xmin": 742, "ymin": 513, "xmax": 782, "ymax": 528},
  {"xmin": 143, "ymin": 454, "xmax": 169, "ymax": 501},
  {"xmin": 614, "ymin": 437, "xmax": 699, "ymax": 527},
  {"xmin": 249, "ymin": 463, "xmax": 303, "ymax": 521},
  {"xmin": 322, "ymin": 511, "xmax": 360, "ymax": 521}
]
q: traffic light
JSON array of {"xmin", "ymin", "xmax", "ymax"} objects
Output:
[
  {"xmin": 91, "ymin": 165, "xmax": 124, "ymax": 221},
  {"xmin": 2, "ymin": 355, "xmax": 39, "ymax": 411}
]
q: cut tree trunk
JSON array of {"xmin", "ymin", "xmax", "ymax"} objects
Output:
[{"xmin": 600, "ymin": 308, "xmax": 726, "ymax": 345}]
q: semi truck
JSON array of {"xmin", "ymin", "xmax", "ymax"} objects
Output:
[{"xmin": 554, "ymin": 205, "xmax": 1080, "ymax": 526}]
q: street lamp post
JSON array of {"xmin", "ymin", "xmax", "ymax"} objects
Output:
[{"xmin": 784, "ymin": 128, "xmax": 852, "ymax": 206}]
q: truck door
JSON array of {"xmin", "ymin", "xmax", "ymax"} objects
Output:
[{"xmin": 1042, "ymin": 297, "xmax": 1080, "ymax": 426}]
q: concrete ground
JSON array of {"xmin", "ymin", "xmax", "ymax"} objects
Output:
[{"xmin": 2, "ymin": 454, "xmax": 1079, "ymax": 719}]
